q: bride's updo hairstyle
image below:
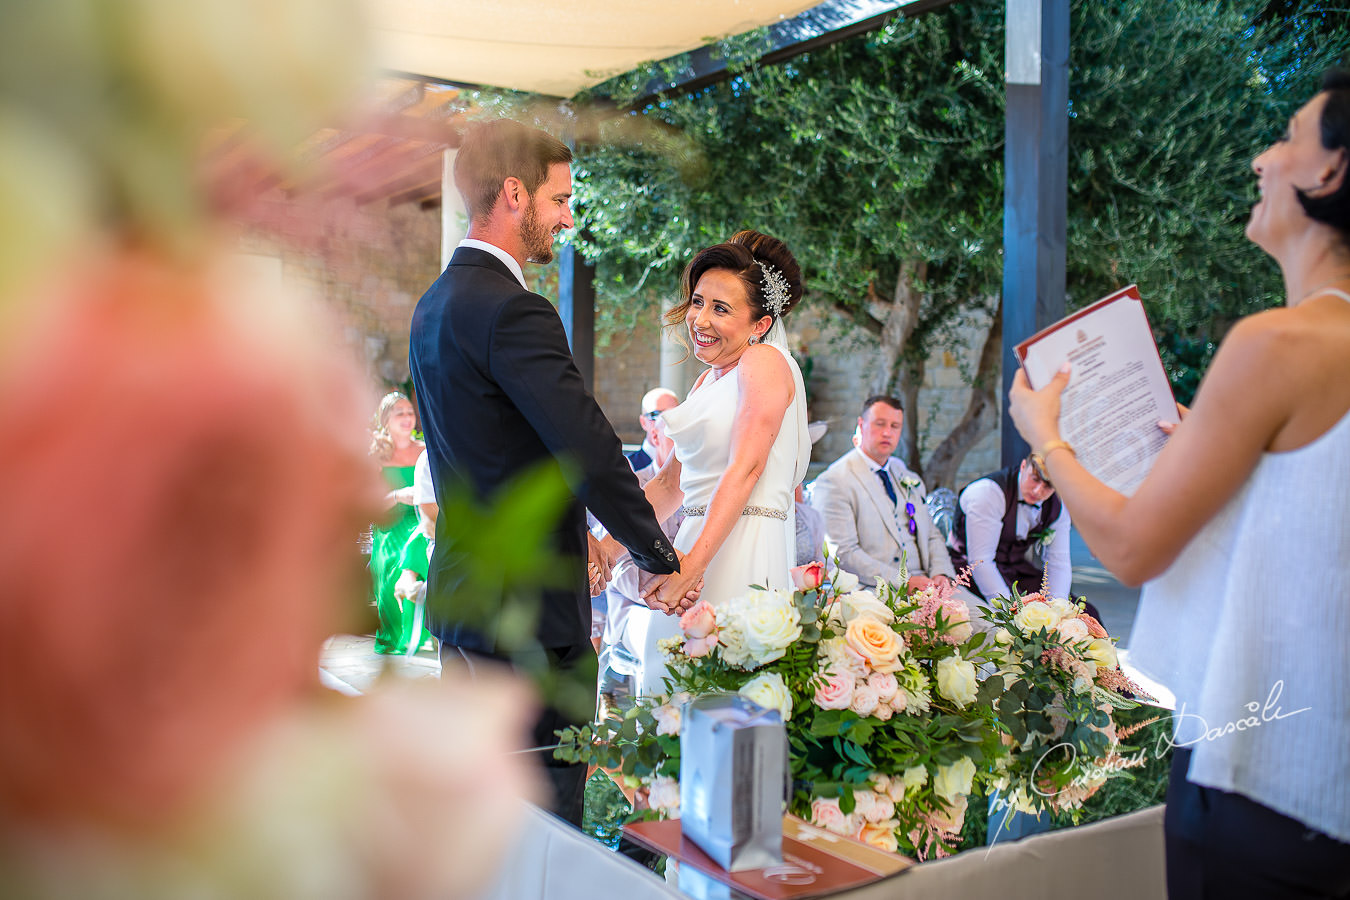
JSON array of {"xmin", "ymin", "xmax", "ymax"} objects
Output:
[
  {"xmin": 664, "ymin": 229, "xmax": 804, "ymax": 336},
  {"xmin": 1298, "ymin": 68, "xmax": 1350, "ymax": 245}
]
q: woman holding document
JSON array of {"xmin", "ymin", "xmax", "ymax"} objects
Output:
[{"xmin": 1010, "ymin": 71, "xmax": 1350, "ymax": 897}]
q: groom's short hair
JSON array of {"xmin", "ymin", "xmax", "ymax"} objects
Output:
[{"xmin": 454, "ymin": 120, "xmax": 572, "ymax": 222}]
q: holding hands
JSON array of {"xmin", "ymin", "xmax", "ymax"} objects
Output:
[{"xmin": 639, "ymin": 555, "xmax": 703, "ymax": 616}]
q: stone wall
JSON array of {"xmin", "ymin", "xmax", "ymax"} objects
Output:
[
  {"xmin": 232, "ymin": 198, "xmax": 1001, "ymax": 483},
  {"xmin": 790, "ymin": 306, "xmax": 1001, "ymax": 490}
]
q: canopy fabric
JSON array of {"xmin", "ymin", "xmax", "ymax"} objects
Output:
[{"xmin": 367, "ymin": 0, "xmax": 824, "ymax": 97}]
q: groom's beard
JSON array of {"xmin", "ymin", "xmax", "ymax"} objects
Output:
[{"xmin": 520, "ymin": 199, "xmax": 555, "ymax": 264}]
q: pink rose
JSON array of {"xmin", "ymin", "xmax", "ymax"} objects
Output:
[
  {"xmin": 889, "ymin": 690, "xmax": 908, "ymax": 713},
  {"xmin": 680, "ymin": 600, "xmax": 717, "ymax": 639},
  {"xmin": 867, "ymin": 672, "xmax": 899, "ymax": 702},
  {"xmin": 790, "ymin": 561, "xmax": 825, "ymax": 592},
  {"xmin": 873, "ymin": 702, "xmax": 894, "ymax": 722},
  {"xmin": 810, "ymin": 796, "xmax": 853, "ymax": 836},
  {"xmin": 683, "ymin": 634, "xmax": 718, "ymax": 658},
  {"xmin": 849, "ymin": 681, "xmax": 880, "ymax": 716},
  {"xmin": 813, "ymin": 667, "xmax": 855, "ymax": 711}
]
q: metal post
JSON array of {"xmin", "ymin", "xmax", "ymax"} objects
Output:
[
  {"xmin": 558, "ymin": 246, "xmax": 596, "ymax": 388},
  {"xmin": 1001, "ymin": 0, "xmax": 1068, "ymax": 466}
]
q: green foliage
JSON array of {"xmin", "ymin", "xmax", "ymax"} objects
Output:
[{"xmin": 570, "ymin": 0, "xmax": 1348, "ymax": 422}]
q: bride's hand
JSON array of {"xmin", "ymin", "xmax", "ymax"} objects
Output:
[{"xmin": 640, "ymin": 554, "xmax": 703, "ymax": 615}]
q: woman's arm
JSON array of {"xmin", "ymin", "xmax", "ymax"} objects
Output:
[
  {"xmin": 1010, "ymin": 313, "xmax": 1295, "ymax": 586},
  {"xmin": 649, "ymin": 346, "xmax": 793, "ymax": 605},
  {"xmin": 643, "ymin": 453, "xmax": 685, "ymax": 522}
]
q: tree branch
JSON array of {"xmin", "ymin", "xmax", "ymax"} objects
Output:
[{"xmin": 922, "ymin": 294, "xmax": 1003, "ymax": 490}]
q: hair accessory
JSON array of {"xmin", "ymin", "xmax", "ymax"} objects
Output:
[{"xmin": 755, "ymin": 260, "xmax": 791, "ymax": 318}]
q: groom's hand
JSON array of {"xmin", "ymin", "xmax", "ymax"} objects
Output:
[{"xmin": 640, "ymin": 552, "xmax": 702, "ymax": 615}]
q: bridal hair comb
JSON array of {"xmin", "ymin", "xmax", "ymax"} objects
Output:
[{"xmin": 755, "ymin": 260, "xmax": 791, "ymax": 318}]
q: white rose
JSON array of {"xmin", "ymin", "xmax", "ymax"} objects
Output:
[
  {"xmin": 1085, "ymin": 638, "xmax": 1118, "ymax": 670},
  {"xmin": 647, "ymin": 776, "xmax": 680, "ymax": 815},
  {"xmin": 1047, "ymin": 597, "xmax": 1080, "ymax": 621},
  {"xmin": 739, "ymin": 671, "xmax": 794, "ymax": 722},
  {"xmin": 652, "ymin": 703, "xmax": 681, "ymax": 737},
  {"xmin": 820, "ymin": 637, "xmax": 869, "ymax": 678},
  {"xmin": 840, "ymin": 590, "xmax": 895, "ymax": 624},
  {"xmin": 1055, "ymin": 617, "xmax": 1090, "ymax": 643},
  {"xmin": 932, "ymin": 756, "xmax": 977, "ymax": 803},
  {"xmin": 935, "ymin": 656, "xmax": 978, "ymax": 708},
  {"xmin": 831, "ymin": 570, "xmax": 860, "ymax": 595},
  {"xmin": 736, "ymin": 589, "xmax": 802, "ymax": 666},
  {"xmin": 1013, "ymin": 601, "xmax": 1058, "ymax": 633},
  {"xmin": 993, "ymin": 627, "xmax": 1013, "ymax": 645}
]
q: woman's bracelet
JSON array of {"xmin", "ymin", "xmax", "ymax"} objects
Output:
[{"xmin": 1037, "ymin": 439, "xmax": 1076, "ymax": 460}]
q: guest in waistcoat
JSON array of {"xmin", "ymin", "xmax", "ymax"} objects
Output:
[{"xmin": 947, "ymin": 454, "xmax": 1073, "ymax": 604}]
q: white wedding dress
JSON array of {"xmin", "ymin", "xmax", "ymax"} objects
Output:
[{"xmin": 634, "ymin": 333, "xmax": 811, "ymax": 695}]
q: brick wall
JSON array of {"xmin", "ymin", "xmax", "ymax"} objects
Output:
[{"xmin": 237, "ymin": 197, "xmax": 443, "ymax": 390}]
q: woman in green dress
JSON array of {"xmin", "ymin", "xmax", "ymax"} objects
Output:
[{"xmin": 368, "ymin": 391, "xmax": 431, "ymax": 654}]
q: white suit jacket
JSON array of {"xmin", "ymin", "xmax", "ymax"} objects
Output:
[{"xmin": 810, "ymin": 448, "xmax": 956, "ymax": 587}]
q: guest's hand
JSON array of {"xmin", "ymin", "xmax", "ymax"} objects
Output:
[
  {"xmin": 1009, "ymin": 364, "xmax": 1071, "ymax": 451},
  {"xmin": 906, "ymin": 574, "xmax": 933, "ymax": 593},
  {"xmin": 1158, "ymin": 402, "xmax": 1190, "ymax": 437}
]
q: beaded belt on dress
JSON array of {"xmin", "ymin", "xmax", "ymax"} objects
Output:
[{"xmin": 680, "ymin": 504, "xmax": 788, "ymax": 521}]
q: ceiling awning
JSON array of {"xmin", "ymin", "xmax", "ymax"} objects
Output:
[{"xmin": 368, "ymin": 0, "xmax": 842, "ymax": 98}]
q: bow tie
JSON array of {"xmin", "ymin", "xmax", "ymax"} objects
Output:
[{"xmin": 1019, "ymin": 500, "xmax": 1041, "ymax": 509}]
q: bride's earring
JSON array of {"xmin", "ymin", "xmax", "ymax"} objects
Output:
[{"xmin": 748, "ymin": 334, "xmax": 759, "ymax": 345}]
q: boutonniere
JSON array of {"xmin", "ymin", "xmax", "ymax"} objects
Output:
[
  {"xmin": 1029, "ymin": 527, "xmax": 1055, "ymax": 551},
  {"xmin": 899, "ymin": 475, "xmax": 921, "ymax": 493}
]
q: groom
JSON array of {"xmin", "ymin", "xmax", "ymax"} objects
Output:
[{"xmin": 408, "ymin": 120, "xmax": 679, "ymax": 825}]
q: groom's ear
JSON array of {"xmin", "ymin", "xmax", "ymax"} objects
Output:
[{"xmin": 501, "ymin": 176, "xmax": 526, "ymax": 211}]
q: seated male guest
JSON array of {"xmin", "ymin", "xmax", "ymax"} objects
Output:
[
  {"xmin": 594, "ymin": 386, "xmax": 682, "ymax": 700},
  {"xmin": 627, "ymin": 387, "xmax": 679, "ymax": 474},
  {"xmin": 948, "ymin": 454, "xmax": 1092, "ymax": 617},
  {"xmin": 811, "ymin": 396, "xmax": 975, "ymax": 608}
]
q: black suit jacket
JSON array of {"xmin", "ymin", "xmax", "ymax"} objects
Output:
[{"xmin": 409, "ymin": 246, "xmax": 677, "ymax": 654}]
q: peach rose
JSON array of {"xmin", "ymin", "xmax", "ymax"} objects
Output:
[
  {"xmin": 926, "ymin": 794, "xmax": 968, "ymax": 834},
  {"xmin": 790, "ymin": 561, "xmax": 825, "ymax": 591},
  {"xmin": 813, "ymin": 667, "xmax": 855, "ymax": 711},
  {"xmin": 845, "ymin": 617, "xmax": 904, "ymax": 673},
  {"xmin": 680, "ymin": 600, "xmax": 717, "ymax": 639},
  {"xmin": 1078, "ymin": 614, "xmax": 1109, "ymax": 639},
  {"xmin": 857, "ymin": 820, "xmax": 900, "ymax": 853}
]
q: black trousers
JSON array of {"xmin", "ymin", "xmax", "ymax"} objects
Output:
[
  {"xmin": 441, "ymin": 642, "xmax": 594, "ymax": 828},
  {"xmin": 1166, "ymin": 748, "xmax": 1350, "ymax": 898}
]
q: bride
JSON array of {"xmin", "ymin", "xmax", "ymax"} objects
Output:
[{"xmin": 632, "ymin": 230, "xmax": 811, "ymax": 694}]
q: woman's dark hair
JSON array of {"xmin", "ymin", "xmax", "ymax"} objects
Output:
[
  {"xmin": 1296, "ymin": 67, "xmax": 1350, "ymax": 242},
  {"xmin": 663, "ymin": 230, "xmax": 804, "ymax": 335}
]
